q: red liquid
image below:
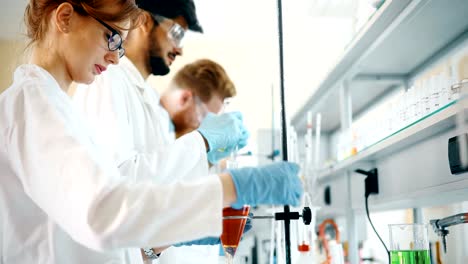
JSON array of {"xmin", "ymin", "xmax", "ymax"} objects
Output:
[
  {"xmin": 298, "ymin": 243, "xmax": 310, "ymax": 252},
  {"xmin": 221, "ymin": 206, "xmax": 250, "ymax": 257}
]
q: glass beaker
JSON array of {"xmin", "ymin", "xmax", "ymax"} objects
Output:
[
  {"xmin": 221, "ymin": 206, "xmax": 250, "ymax": 263},
  {"xmin": 389, "ymin": 224, "xmax": 430, "ymax": 264}
]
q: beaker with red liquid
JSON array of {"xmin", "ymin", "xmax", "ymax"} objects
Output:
[{"xmin": 220, "ymin": 205, "xmax": 250, "ymax": 263}]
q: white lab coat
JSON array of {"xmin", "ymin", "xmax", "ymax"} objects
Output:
[
  {"xmin": 0, "ymin": 64, "xmax": 223, "ymax": 264},
  {"xmin": 73, "ymin": 57, "xmax": 219, "ymax": 264}
]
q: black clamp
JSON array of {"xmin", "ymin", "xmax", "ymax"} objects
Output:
[{"xmin": 252, "ymin": 206, "xmax": 312, "ymax": 225}]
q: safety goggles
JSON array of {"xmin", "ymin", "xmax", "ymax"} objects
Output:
[
  {"xmin": 219, "ymin": 98, "xmax": 233, "ymax": 114},
  {"xmin": 151, "ymin": 14, "xmax": 186, "ymax": 48},
  {"xmin": 93, "ymin": 17, "xmax": 125, "ymax": 58}
]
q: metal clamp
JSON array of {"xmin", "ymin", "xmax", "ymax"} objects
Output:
[
  {"xmin": 251, "ymin": 207, "xmax": 312, "ymax": 226},
  {"xmin": 430, "ymin": 212, "xmax": 468, "ymax": 253}
]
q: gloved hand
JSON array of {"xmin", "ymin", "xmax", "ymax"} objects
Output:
[
  {"xmin": 228, "ymin": 161, "xmax": 303, "ymax": 209},
  {"xmin": 198, "ymin": 112, "xmax": 249, "ymax": 163},
  {"xmin": 207, "ymin": 141, "xmax": 250, "ymax": 165},
  {"xmin": 207, "ymin": 149, "xmax": 229, "ymax": 165},
  {"xmin": 173, "ymin": 213, "xmax": 253, "ymax": 247}
]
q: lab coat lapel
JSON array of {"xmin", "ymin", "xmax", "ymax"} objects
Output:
[
  {"xmin": 119, "ymin": 57, "xmax": 171, "ymax": 147},
  {"xmin": 119, "ymin": 57, "xmax": 159, "ymax": 108}
]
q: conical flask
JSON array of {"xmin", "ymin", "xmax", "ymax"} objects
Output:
[{"xmin": 220, "ymin": 206, "xmax": 250, "ymax": 263}]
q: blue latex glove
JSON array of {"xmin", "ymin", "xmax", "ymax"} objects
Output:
[
  {"xmin": 174, "ymin": 213, "xmax": 253, "ymax": 247},
  {"xmin": 198, "ymin": 112, "xmax": 249, "ymax": 164},
  {"xmin": 228, "ymin": 161, "xmax": 303, "ymax": 209},
  {"xmin": 207, "ymin": 130, "xmax": 250, "ymax": 165}
]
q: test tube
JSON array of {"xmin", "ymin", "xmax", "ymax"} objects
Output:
[
  {"xmin": 314, "ymin": 113, "xmax": 321, "ymax": 169},
  {"xmin": 422, "ymin": 80, "xmax": 431, "ymax": 115},
  {"xmin": 432, "ymin": 75, "xmax": 441, "ymax": 109},
  {"xmin": 306, "ymin": 111, "xmax": 313, "ymax": 167},
  {"xmin": 226, "ymin": 145, "xmax": 239, "ymax": 169},
  {"xmin": 219, "ymin": 99, "xmax": 241, "ymax": 170},
  {"xmin": 304, "ymin": 112, "xmax": 314, "ymax": 194}
]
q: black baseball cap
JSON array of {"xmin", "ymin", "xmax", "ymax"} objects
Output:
[{"xmin": 136, "ymin": 0, "xmax": 203, "ymax": 33}]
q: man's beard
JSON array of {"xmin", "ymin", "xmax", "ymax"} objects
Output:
[
  {"xmin": 149, "ymin": 55, "xmax": 170, "ymax": 76},
  {"xmin": 148, "ymin": 30, "xmax": 170, "ymax": 76}
]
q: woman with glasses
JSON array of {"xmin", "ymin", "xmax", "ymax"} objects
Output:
[{"xmin": 0, "ymin": 0, "xmax": 303, "ymax": 263}]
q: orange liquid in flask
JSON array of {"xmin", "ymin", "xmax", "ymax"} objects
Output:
[{"xmin": 221, "ymin": 206, "xmax": 250, "ymax": 259}]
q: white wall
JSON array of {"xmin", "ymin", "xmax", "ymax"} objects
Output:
[{"xmin": 0, "ymin": 39, "xmax": 27, "ymax": 93}]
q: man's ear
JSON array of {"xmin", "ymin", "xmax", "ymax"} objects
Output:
[
  {"xmin": 54, "ymin": 2, "xmax": 74, "ymax": 33},
  {"xmin": 179, "ymin": 89, "xmax": 194, "ymax": 107},
  {"xmin": 140, "ymin": 12, "xmax": 155, "ymax": 34}
]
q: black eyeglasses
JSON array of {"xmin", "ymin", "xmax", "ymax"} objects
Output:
[
  {"xmin": 93, "ymin": 17, "xmax": 125, "ymax": 58},
  {"xmin": 151, "ymin": 14, "xmax": 186, "ymax": 48}
]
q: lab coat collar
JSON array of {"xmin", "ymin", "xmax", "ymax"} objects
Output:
[{"xmin": 118, "ymin": 56, "xmax": 147, "ymax": 90}]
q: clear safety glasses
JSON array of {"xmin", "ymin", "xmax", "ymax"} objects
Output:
[
  {"xmin": 93, "ymin": 17, "xmax": 125, "ymax": 58},
  {"xmin": 219, "ymin": 98, "xmax": 233, "ymax": 114},
  {"xmin": 152, "ymin": 14, "xmax": 186, "ymax": 48}
]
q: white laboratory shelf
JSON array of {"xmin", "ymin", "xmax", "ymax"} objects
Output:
[
  {"xmin": 300, "ymin": 79, "xmax": 400, "ymax": 132},
  {"xmin": 292, "ymin": 0, "xmax": 468, "ymax": 133},
  {"xmin": 317, "ymin": 101, "xmax": 458, "ymax": 183}
]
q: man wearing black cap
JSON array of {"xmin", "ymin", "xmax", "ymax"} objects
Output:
[
  {"xmin": 73, "ymin": 0, "xmax": 248, "ymax": 263},
  {"xmin": 131, "ymin": 0, "xmax": 203, "ymax": 77}
]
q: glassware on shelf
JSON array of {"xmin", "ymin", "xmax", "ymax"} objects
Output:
[
  {"xmin": 451, "ymin": 82, "xmax": 462, "ymax": 101},
  {"xmin": 413, "ymin": 83, "xmax": 423, "ymax": 120},
  {"xmin": 406, "ymin": 87, "xmax": 416, "ymax": 124},
  {"xmin": 462, "ymin": 79, "xmax": 468, "ymax": 94},
  {"xmin": 221, "ymin": 206, "xmax": 250, "ymax": 264},
  {"xmin": 389, "ymin": 224, "xmax": 430, "ymax": 264},
  {"xmin": 421, "ymin": 79, "xmax": 432, "ymax": 115},
  {"xmin": 430, "ymin": 75, "xmax": 441, "ymax": 110},
  {"xmin": 439, "ymin": 73, "xmax": 451, "ymax": 106}
]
